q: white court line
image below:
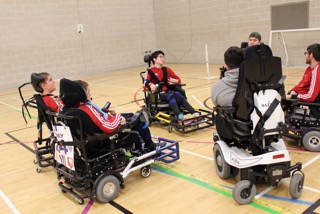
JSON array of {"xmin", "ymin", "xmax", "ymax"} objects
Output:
[
  {"xmin": 301, "ymin": 153, "xmax": 320, "ymax": 169},
  {"xmin": 0, "ymin": 190, "xmax": 20, "ymax": 214},
  {"xmin": 0, "ymin": 102, "xmax": 21, "ymax": 111},
  {"xmin": 255, "ymin": 153, "xmax": 320, "ymax": 198},
  {"xmin": 180, "ymin": 148, "xmax": 212, "ymax": 161},
  {"xmin": 180, "ymin": 144, "xmax": 320, "ymax": 196},
  {"xmin": 192, "ymin": 95, "xmax": 205, "ymax": 107}
]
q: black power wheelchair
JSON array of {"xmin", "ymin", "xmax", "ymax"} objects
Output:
[
  {"xmin": 213, "ymin": 44, "xmax": 304, "ymax": 204},
  {"xmin": 140, "ymin": 54, "xmax": 214, "ymax": 134},
  {"xmin": 18, "ymin": 73, "xmax": 56, "ymax": 172},
  {"xmin": 47, "ymin": 78, "xmax": 180, "ymax": 204},
  {"xmin": 283, "ymin": 96, "xmax": 320, "ymax": 152}
]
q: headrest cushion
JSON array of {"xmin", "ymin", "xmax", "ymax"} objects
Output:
[
  {"xmin": 60, "ymin": 78, "xmax": 87, "ymax": 107},
  {"xmin": 244, "ymin": 43, "xmax": 273, "ymax": 60}
]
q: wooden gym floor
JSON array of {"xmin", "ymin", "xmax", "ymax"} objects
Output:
[{"xmin": 0, "ymin": 64, "xmax": 319, "ymax": 214}]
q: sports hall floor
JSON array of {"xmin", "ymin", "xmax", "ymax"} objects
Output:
[{"xmin": 0, "ymin": 64, "xmax": 319, "ymax": 214}]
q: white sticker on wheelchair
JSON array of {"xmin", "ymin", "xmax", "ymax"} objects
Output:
[
  {"xmin": 54, "ymin": 144, "xmax": 75, "ymax": 171},
  {"xmin": 53, "ymin": 125, "xmax": 73, "ymax": 142},
  {"xmin": 251, "ymin": 89, "xmax": 284, "ymax": 133},
  {"xmin": 53, "ymin": 125, "xmax": 75, "ymax": 171}
]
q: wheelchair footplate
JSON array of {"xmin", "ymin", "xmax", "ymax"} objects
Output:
[
  {"xmin": 120, "ymin": 136, "xmax": 179, "ymax": 179},
  {"xmin": 168, "ymin": 108, "xmax": 214, "ymax": 134}
]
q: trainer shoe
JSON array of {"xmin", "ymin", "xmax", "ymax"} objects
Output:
[{"xmin": 179, "ymin": 114, "xmax": 196, "ymax": 125}]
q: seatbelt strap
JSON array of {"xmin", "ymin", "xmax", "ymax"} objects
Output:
[{"xmin": 251, "ymin": 96, "xmax": 280, "ymax": 147}]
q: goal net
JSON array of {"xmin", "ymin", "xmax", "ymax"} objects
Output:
[{"xmin": 269, "ymin": 28, "xmax": 320, "ymax": 67}]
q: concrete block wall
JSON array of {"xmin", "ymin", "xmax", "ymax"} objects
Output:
[
  {"xmin": 154, "ymin": 0, "xmax": 320, "ymax": 67},
  {"xmin": 0, "ymin": 0, "xmax": 156, "ymax": 90},
  {"xmin": 1, "ymin": 0, "xmax": 320, "ymax": 90}
]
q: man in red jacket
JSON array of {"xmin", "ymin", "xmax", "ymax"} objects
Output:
[{"xmin": 286, "ymin": 43, "xmax": 320, "ymax": 103}]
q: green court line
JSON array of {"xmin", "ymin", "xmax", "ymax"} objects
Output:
[
  {"xmin": 152, "ymin": 163, "xmax": 296, "ymax": 214},
  {"xmin": 16, "ymin": 109, "xmax": 38, "ymax": 120}
]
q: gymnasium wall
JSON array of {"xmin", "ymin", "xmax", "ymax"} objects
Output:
[
  {"xmin": 0, "ymin": 0, "xmax": 156, "ymax": 90},
  {"xmin": 1, "ymin": 0, "xmax": 320, "ymax": 90},
  {"xmin": 154, "ymin": 0, "xmax": 320, "ymax": 66}
]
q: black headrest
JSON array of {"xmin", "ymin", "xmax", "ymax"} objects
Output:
[
  {"xmin": 244, "ymin": 43, "xmax": 273, "ymax": 60},
  {"xmin": 60, "ymin": 78, "xmax": 87, "ymax": 107},
  {"xmin": 31, "ymin": 73, "xmax": 44, "ymax": 93}
]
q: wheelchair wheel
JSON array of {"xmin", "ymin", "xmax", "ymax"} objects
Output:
[
  {"xmin": 140, "ymin": 166, "xmax": 152, "ymax": 178},
  {"xmin": 213, "ymin": 144, "xmax": 230, "ymax": 179},
  {"xmin": 301, "ymin": 130, "xmax": 320, "ymax": 152},
  {"xmin": 36, "ymin": 167, "xmax": 41, "ymax": 173},
  {"xmin": 95, "ymin": 175, "xmax": 120, "ymax": 203},
  {"xmin": 289, "ymin": 173, "xmax": 303, "ymax": 199},
  {"xmin": 77, "ymin": 198, "xmax": 84, "ymax": 205},
  {"xmin": 168, "ymin": 125, "xmax": 173, "ymax": 133},
  {"xmin": 233, "ymin": 180, "xmax": 256, "ymax": 205}
]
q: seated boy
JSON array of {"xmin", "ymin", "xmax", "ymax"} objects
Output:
[
  {"xmin": 144, "ymin": 50, "xmax": 198, "ymax": 123},
  {"xmin": 72, "ymin": 80, "xmax": 165, "ymax": 152},
  {"xmin": 31, "ymin": 72, "xmax": 64, "ymax": 112}
]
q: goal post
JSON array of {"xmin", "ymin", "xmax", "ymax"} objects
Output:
[{"xmin": 269, "ymin": 28, "xmax": 320, "ymax": 67}]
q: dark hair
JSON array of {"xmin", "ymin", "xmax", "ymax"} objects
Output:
[
  {"xmin": 151, "ymin": 50, "xmax": 165, "ymax": 64},
  {"xmin": 224, "ymin": 46, "xmax": 244, "ymax": 69},
  {"xmin": 307, "ymin": 43, "xmax": 320, "ymax": 61},
  {"xmin": 74, "ymin": 80, "xmax": 88, "ymax": 90},
  {"xmin": 31, "ymin": 72, "xmax": 50, "ymax": 93}
]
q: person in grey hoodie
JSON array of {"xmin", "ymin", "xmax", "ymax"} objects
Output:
[{"xmin": 211, "ymin": 46, "xmax": 244, "ymax": 107}]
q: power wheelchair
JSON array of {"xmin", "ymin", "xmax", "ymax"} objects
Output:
[
  {"xmin": 283, "ymin": 95, "xmax": 320, "ymax": 152},
  {"xmin": 48, "ymin": 78, "xmax": 180, "ymax": 204},
  {"xmin": 213, "ymin": 44, "xmax": 304, "ymax": 204},
  {"xmin": 18, "ymin": 73, "xmax": 56, "ymax": 173},
  {"xmin": 140, "ymin": 54, "xmax": 214, "ymax": 134}
]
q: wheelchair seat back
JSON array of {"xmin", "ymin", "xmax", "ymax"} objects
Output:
[{"xmin": 216, "ymin": 44, "xmax": 284, "ymax": 148}]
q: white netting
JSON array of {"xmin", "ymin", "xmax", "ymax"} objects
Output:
[{"xmin": 269, "ymin": 28, "xmax": 320, "ymax": 67}]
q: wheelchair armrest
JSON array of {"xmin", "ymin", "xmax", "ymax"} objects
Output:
[
  {"xmin": 91, "ymin": 125, "xmax": 131, "ymax": 141},
  {"xmin": 214, "ymin": 106, "xmax": 236, "ymax": 115},
  {"xmin": 283, "ymin": 99, "xmax": 299, "ymax": 106},
  {"xmin": 296, "ymin": 101, "xmax": 320, "ymax": 107}
]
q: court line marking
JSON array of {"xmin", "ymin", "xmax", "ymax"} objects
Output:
[
  {"xmin": 192, "ymin": 95, "xmax": 205, "ymax": 107},
  {"xmin": 0, "ymin": 190, "xmax": 20, "ymax": 214},
  {"xmin": 179, "ymin": 141, "xmax": 320, "ymax": 196},
  {"xmin": 0, "ymin": 102, "xmax": 21, "ymax": 111}
]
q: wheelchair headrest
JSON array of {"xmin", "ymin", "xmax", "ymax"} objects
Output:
[
  {"xmin": 244, "ymin": 43, "xmax": 273, "ymax": 60},
  {"xmin": 60, "ymin": 78, "xmax": 87, "ymax": 107},
  {"xmin": 31, "ymin": 73, "xmax": 45, "ymax": 93}
]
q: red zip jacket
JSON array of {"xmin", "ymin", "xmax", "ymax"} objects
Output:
[
  {"xmin": 42, "ymin": 95, "xmax": 64, "ymax": 113},
  {"xmin": 78, "ymin": 104, "xmax": 122, "ymax": 134},
  {"xmin": 292, "ymin": 63, "xmax": 320, "ymax": 102},
  {"xmin": 146, "ymin": 66, "xmax": 181, "ymax": 92}
]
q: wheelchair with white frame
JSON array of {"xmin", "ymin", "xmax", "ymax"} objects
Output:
[
  {"xmin": 139, "ymin": 54, "xmax": 214, "ymax": 134},
  {"xmin": 213, "ymin": 44, "xmax": 304, "ymax": 204},
  {"xmin": 49, "ymin": 78, "xmax": 180, "ymax": 204}
]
